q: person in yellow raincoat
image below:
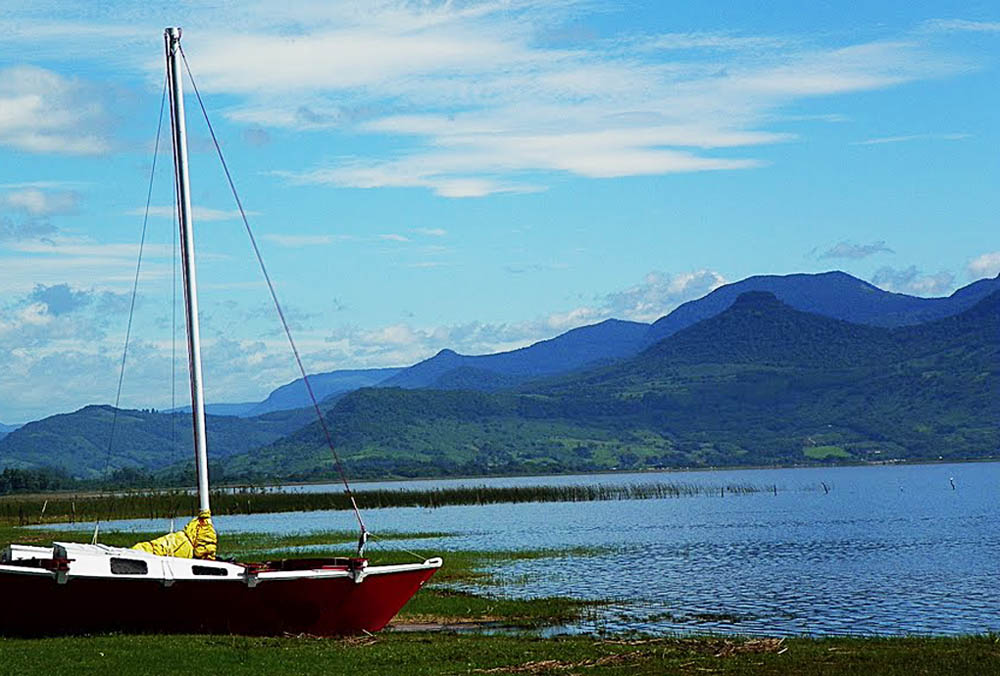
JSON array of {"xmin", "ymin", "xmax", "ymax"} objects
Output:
[{"xmin": 132, "ymin": 509, "xmax": 217, "ymax": 560}]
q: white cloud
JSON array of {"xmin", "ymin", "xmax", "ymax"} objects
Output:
[
  {"xmin": 378, "ymin": 233, "xmax": 410, "ymax": 242},
  {"xmin": 636, "ymin": 32, "xmax": 793, "ymax": 52},
  {"xmin": 819, "ymin": 240, "xmax": 894, "ymax": 259},
  {"xmin": 0, "ymin": 215, "xmax": 57, "ymax": 241},
  {"xmin": 127, "ymin": 206, "xmax": 257, "ymax": 221},
  {"xmin": 6, "ymin": 237, "xmax": 169, "ymax": 259},
  {"xmin": 284, "ymin": 165, "xmax": 545, "ymax": 198},
  {"xmin": 505, "ymin": 262, "xmax": 570, "ymax": 274},
  {"xmin": 3, "ymin": 188, "xmax": 78, "ymax": 215},
  {"xmin": 270, "ymin": 32, "xmax": 952, "ymax": 195},
  {"xmin": 967, "ymin": 251, "xmax": 1000, "ymax": 278},
  {"xmin": 0, "ymin": 180, "xmax": 88, "ymax": 190},
  {"xmin": 871, "ymin": 266, "xmax": 955, "ymax": 296},
  {"xmin": 0, "ymin": 236, "xmax": 173, "ymax": 294},
  {"xmin": 543, "ymin": 306, "xmax": 605, "ymax": 331},
  {"xmin": 0, "ymin": 4, "xmax": 974, "ymax": 193},
  {"xmin": 261, "ymin": 233, "xmax": 336, "ymax": 248},
  {"xmin": 602, "ymin": 269, "xmax": 727, "ymax": 322},
  {"xmin": 0, "ymin": 284, "xmax": 132, "ymax": 418},
  {"xmin": 413, "ymin": 227, "xmax": 447, "ymax": 237},
  {"xmin": 0, "ymin": 65, "xmax": 108, "ymax": 154},
  {"xmin": 921, "ymin": 19, "xmax": 1000, "ymax": 33},
  {"xmin": 113, "ymin": 3, "xmax": 964, "ymax": 197},
  {"xmin": 852, "ymin": 132, "xmax": 970, "ymax": 145}
]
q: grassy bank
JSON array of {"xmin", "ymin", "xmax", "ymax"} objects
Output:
[
  {"xmin": 0, "ymin": 480, "xmax": 788, "ymax": 525},
  {"xmin": 0, "ymin": 633, "xmax": 996, "ymax": 675}
]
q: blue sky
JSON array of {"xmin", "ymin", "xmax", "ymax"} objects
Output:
[{"xmin": 0, "ymin": 1, "xmax": 997, "ymax": 422}]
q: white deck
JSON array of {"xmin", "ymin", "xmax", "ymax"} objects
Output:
[{"xmin": 0, "ymin": 542, "xmax": 441, "ymax": 586}]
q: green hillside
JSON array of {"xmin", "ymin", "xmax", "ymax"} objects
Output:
[
  {"xmin": 0, "ymin": 405, "xmax": 315, "ymax": 479},
  {"xmin": 226, "ymin": 292, "xmax": 999, "ymax": 480},
  {"xmin": 224, "ymin": 387, "xmax": 678, "ymax": 480}
]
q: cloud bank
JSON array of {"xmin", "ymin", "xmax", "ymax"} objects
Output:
[
  {"xmin": 871, "ymin": 265, "xmax": 954, "ymax": 295},
  {"xmin": 1, "ymin": 2, "xmax": 961, "ymax": 196},
  {"xmin": 0, "ymin": 65, "xmax": 109, "ymax": 154}
]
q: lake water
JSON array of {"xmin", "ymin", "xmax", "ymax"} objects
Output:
[{"xmin": 59, "ymin": 462, "xmax": 1000, "ymax": 636}]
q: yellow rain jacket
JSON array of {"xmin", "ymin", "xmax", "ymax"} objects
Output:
[{"xmin": 131, "ymin": 510, "xmax": 218, "ymax": 560}]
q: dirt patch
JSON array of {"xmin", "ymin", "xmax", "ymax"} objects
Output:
[
  {"xmin": 603, "ymin": 636, "xmax": 787, "ymax": 657},
  {"xmin": 472, "ymin": 651, "xmax": 645, "ymax": 673},
  {"xmin": 389, "ymin": 620, "xmax": 504, "ymax": 633}
]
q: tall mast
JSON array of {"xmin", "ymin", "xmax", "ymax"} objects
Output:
[{"xmin": 165, "ymin": 27, "xmax": 210, "ymax": 514}]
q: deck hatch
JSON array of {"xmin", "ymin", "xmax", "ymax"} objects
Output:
[
  {"xmin": 110, "ymin": 558, "xmax": 148, "ymax": 575},
  {"xmin": 192, "ymin": 565, "xmax": 228, "ymax": 576}
]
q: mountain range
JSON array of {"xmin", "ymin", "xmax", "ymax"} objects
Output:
[
  {"xmin": 213, "ymin": 270, "xmax": 1000, "ymax": 414},
  {"xmin": 1, "ymin": 270, "xmax": 997, "ymax": 481},
  {"xmin": 643, "ymin": 270, "xmax": 1000, "ymax": 343},
  {"xmin": 230, "ymin": 289, "xmax": 997, "ymax": 479}
]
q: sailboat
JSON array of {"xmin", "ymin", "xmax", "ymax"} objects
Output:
[{"xmin": 0, "ymin": 28, "xmax": 441, "ymax": 636}]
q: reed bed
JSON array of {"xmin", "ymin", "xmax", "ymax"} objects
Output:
[{"xmin": 0, "ymin": 481, "xmax": 783, "ymax": 525}]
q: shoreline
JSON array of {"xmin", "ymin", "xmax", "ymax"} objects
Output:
[{"xmin": 3, "ymin": 455, "xmax": 997, "ymax": 503}]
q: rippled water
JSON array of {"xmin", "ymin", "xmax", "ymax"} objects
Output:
[{"xmin": 63, "ymin": 462, "xmax": 1000, "ymax": 636}]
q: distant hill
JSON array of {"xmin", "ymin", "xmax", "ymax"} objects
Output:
[
  {"xmin": 228, "ymin": 291, "xmax": 999, "ymax": 480},
  {"xmin": 0, "ymin": 405, "xmax": 316, "ymax": 479},
  {"xmin": 382, "ymin": 319, "xmax": 651, "ymax": 390},
  {"xmin": 246, "ymin": 367, "xmax": 402, "ymax": 416},
  {"xmin": 640, "ymin": 291, "xmax": 897, "ymax": 369},
  {"xmin": 168, "ymin": 368, "xmax": 402, "ymax": 418},
  {"xmin": 644, "ymin": 271, "xmax": 1000, "ymax": 344},
  {"xmin": 171, "ymin": 402, "xmax": 260, "ymax": 417},
  {"xmin": 0, "ymin": 423, "xmax": 19, "ymax": 441},
  {"xmin": 373, "ymin": 272, "xmax": 1000, "ymax": 394}
]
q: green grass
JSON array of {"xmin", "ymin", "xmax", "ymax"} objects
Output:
[
  {"xmin": 0, "ymin": 633, "xmax": 996, "ymax": 675},
  {"xmin": 396, "ymin": 588, "xmax": 595, "ymax": 627},
  {"xmin": 804, "ymin": 445, "xmax": 852, "ymax": 459}
]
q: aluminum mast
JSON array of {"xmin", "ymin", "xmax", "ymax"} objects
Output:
[{"xmin": 165, "ymin": 27, "xmax": 210, "ymax": 513}]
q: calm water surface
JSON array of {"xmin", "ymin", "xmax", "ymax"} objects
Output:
[{"xmin": 74, "ymin": 463, "xmax": 1000, "ymax": 636}]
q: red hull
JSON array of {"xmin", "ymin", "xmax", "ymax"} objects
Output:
[{"xmin": 0, "ymin": 565, "xmax": 436, "ymax": 636}]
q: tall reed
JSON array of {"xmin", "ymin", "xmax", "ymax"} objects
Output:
[{"xmin": 0, "ymin": 481, "xmax": 784, "ymax": 525}]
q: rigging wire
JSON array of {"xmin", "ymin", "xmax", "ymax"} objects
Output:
[
  {"xmin": 177, "ymin": 44, "xmax": 368, "ymax": 541},
  {"xmin": 367, "ymin": 532, "xmax": 429, "ymax": 564},
  {"xmin": 102, "ymin": 75, "xmax": 168, "ymax": 485}
]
